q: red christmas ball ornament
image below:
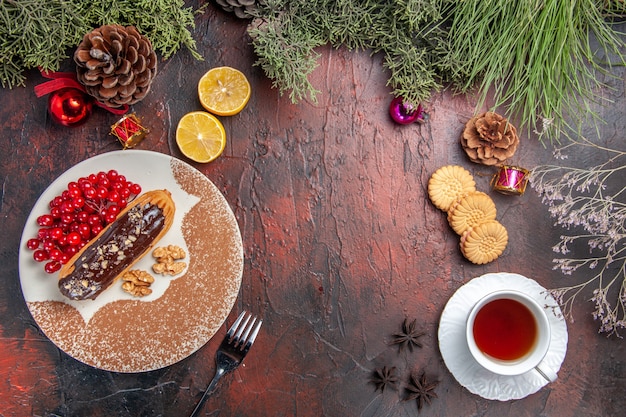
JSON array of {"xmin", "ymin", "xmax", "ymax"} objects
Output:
[
  {"xmin": 47, "ymin": 87, "xmax": 93, "ymax": 126},
  {"xmin": 389, "ymin": 96, "xmax": 425, "ymax": 125}
]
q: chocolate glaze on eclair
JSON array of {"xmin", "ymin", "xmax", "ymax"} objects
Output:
[{"xmin": 58, "ymin": 189, "xmax": 175, "ymax": 301}]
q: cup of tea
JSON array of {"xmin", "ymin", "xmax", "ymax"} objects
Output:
[{"xmin": 466, "ymin": 290, "xmax": 557, "ymax": 382}]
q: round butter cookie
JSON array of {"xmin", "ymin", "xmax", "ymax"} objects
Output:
[
  {"xmin": 447, "ymin": 191, "xmax": 497, "ymax": 235},
  {"xmin": 427, "ymin": 165, "xmax": 476, "ymax": 212},
  {"xmin": 460, "ymin": 220, "xmax": 508, "ymax": 264}
]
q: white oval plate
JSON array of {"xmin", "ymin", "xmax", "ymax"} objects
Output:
[
  {"xmin": 19, "ymin": 150, "xmax": 243, "ymax": 372},
  {"xmin": 438, "ymin": 272, "xmax": 567, "ymax": 401}
]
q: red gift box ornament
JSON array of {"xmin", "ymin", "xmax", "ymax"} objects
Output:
[
  {"xmin": 110, "ymin": 113, "xmax": 149, "ymax": 149},
  {"xmin": 491, "ymin": 165, "xmax": 529, "ymax": 196}
]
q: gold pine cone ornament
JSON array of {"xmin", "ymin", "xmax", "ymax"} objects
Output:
[
  {"xmin": 74, "ymin": 25, "xmax": 157, "ymax": 108},
  {"xmin": 461, "ymin": 112, "xmax": 519, "ymax": 166}
]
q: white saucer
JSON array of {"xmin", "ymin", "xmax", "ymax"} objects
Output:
[{"xmin": 438, "ymin": 272, "xmax": 568, "ymax": 401}]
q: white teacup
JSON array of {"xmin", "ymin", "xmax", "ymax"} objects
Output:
[{"xmin": 466, "ymin": 290, "xmax": 557, "ymax": 382}]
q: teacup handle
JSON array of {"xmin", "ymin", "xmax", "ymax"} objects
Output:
[{"xmin": 534, "ymin": 363, "xmax": 557, "ymax": 383}]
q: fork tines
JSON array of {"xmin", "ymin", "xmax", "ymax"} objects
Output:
[{"xmin": 227, "ymin": 311, "xmax": 262, "ymax": 353}]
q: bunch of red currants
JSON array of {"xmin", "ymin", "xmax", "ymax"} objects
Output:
[{"xmin": 26, "ymin": 170, "xmax": 142, "ymax": 274}]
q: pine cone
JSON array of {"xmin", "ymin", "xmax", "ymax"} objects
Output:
[
  {"xmin": 461, "ymin": 112, "xmax": 520, "ymax": 166},
  {"xmin": 74, "ymin": 25, "xmax": 157, "ymax": 108},
  {"xmin": 214, "ymin": 0, "xmax": 263, "ymax": 19}
]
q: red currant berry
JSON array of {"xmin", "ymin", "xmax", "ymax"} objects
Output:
[
  {"xmin": 37, "ymin": 214, "xmax": 54, "ymax": 227},
  {"xmin": 96, "ymin": 187, "xmax": 108, "ymax": 199},
  {"xmin": 61, "ymin": 201, "xmax": 74, "ymax": 213},
  {"xmin": 51, "ymin": 196, "xmax": 64, "ymax": 207},
  {"xmin": 48, "ymin": 248, "xmax": 63, "ymax": 261},
  {"xmin": 104, "ymin": 212, "xmax": 117, "ymax": 224},
  {"xmin": 57, "ymin": 234, "xmax": 68, "ymax": 247},
  {"xmin": 26, "ymin": 238, "xmax": 41, "ymax": 250},
  {"xmin": 76, "ymin": 211, "xmax": 89, "ymax": 223},
  {"xmin": 44, "ymin": 261, "xmax": 62, "ymax": 274},
  {"xmin": 87, "ymin": 214, "xmax": 101, "ymax": 227},
  {"xmin": 42, "ymin": 240, "xmax": 56, "ymax": 252},
  {"xmin": 48, "ymin": 227, "xmax": 63, "ymax": 241},
  {"xmin": 79, "ymin": 179, "xmax": 93, "ymax": 191},
  {"xmin": 66, "ymin": 232, "xmax": 82, "ymax": 246},
  {"xmin": 98, "ymin": 177, "xmax": 110, "ymax": 189},
  {"xmin": 60, "ymin": 213, "xmax": 75, "ymax": 225},
  {"xmin": 69, "ymin": 222, "xmax": 80, "ymax": 233},
  {"xmin": 107, "ymin": 190, "xmax": 120, "ymax": 203},
  {"xmin": 91, "ymin": 224, "xmax": 103, "ymax": 236},
  {"xmin": 64, "ymin": 245, "xmax": 78, "ymax": 257},
  {"xmin": 77, "ymin": 223, "xmax": 91, "ymax": 239},
  {"xmin": 83, "ymin": 187, "xmax": 96, "ymax": 199},
  {"xmin": 50, "ymin": 206, "xmax": 62, "ymax": 219},
  {"xmin": 88, "ymin": 173, "xmax": 98, "ymax": 184},
  {"xmin": 107, "ymin": 169, "xmax": 119, "ymax": 181},
  {"xmin": 68, "ymin": 187, "xmax": 82, "ymax": 199},
  {"xmin": 33, "ymin": 250, "xmax": 49, "ymax": 262},
  {"xmin": 72, "ymin": 196, "xmax": 85, "ymax": 209},
  {"xmin": 129, "ymin": 183, "xmax": 142, "ymax": 195}
]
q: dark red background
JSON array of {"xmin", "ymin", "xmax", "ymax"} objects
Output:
[{"xmin": 1, "ymin": 4, "xmax": 624, "ymax": 416}]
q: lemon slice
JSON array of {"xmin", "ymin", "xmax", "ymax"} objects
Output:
[
  {"xmin": 176, "ymin": 111, "xmax": 226, "ymax": 163},
  {"xmin": 198, "ymin": 67, "xmax": 251, "ymax": 116}
]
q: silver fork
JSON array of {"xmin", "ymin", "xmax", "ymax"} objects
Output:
[{"xmin": 190, "ymin": 311, "xmax": 262, "ymax": 417}]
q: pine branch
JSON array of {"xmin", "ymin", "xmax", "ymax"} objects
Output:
[
  {"xmin": 0, "ymin": 0, "xmax": 202, "ymax": 88},
  {"xmin": 249, "ymin": 0, "xmax": 452, "ymax": 105}
]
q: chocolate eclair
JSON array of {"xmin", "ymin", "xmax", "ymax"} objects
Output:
[{"xmin": 58, "ymin": 189, "xmax": 175, "ymax": 301}]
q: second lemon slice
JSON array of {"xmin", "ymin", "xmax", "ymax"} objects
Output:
[
  {"xmin": 176, "ymin": 111, "xmax": 226, "ymax": 163},
  {"xmin": 198, "ymin": 67, "xmax": 251, "ymax": 116}
]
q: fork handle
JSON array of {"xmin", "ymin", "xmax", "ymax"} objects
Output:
[{"xmin": 190, "ymin": 369, "xmax": 225, "ymax": 417}]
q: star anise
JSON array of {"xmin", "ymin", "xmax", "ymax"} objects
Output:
[
  {"xmin": 390, "ymin": 318, "xmax": 425, "ymax": 352},
  {"xmin": 404, "ymin": 371, "xmax": 439, "ymax": 411},
  {"xmin": 370, "ymin": 366, "xmax": 398, "ymax": 392}
]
